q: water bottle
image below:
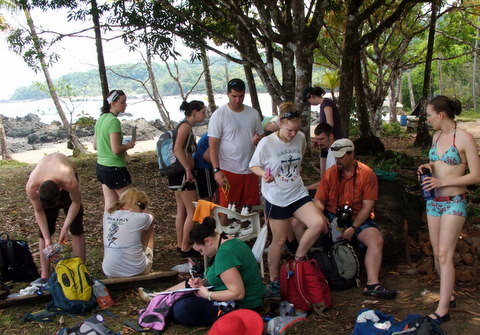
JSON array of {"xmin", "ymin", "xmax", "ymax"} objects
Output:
[
  {"xmin": 266, "ymin": 315, "xmax": 307, "ymax": 334},
  {"xmin": 420, "ymin": 168, "xmax": 435, "ymax": 201},
  {"xmin": 92, "ymin": 280, "xmax": 114, "ymax": 309},
  {"xmin": 42, "ymin": 243, "xmax": 64, "ymax": 261}
]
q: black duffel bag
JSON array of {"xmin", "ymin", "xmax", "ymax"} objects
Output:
[{"xmin": 0, "ymin": 232, "xmax": 39, "ymax": 282}]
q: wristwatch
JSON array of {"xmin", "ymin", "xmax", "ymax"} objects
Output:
[{"xmin": 213, "ymin": 167, "xmax": 221, "ymax": 173}]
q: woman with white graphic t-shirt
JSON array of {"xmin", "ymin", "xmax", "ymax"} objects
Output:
[
  {"xmin": 249, "ymin": 102, "xmax": 328, "ymax": 298},
  {"xmin": 102, "ymin": 188, "xmax": 154, "ymax": 278}
]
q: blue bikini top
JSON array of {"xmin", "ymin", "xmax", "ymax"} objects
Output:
[{"xmin": 428, "ymin": 124, "xmax": 463, "ymax": 165}]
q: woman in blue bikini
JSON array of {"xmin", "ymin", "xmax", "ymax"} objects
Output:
[{"xmin": 418, "ymin": 95, "xmax": 480, "ymax": 323}]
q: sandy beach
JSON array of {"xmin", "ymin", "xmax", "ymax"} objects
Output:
[{"xmin": 10, "ymin": 139, "xmax": 158, "ymax": 165}]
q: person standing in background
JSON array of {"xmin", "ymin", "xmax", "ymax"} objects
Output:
[
  {"xmin": 193, "ymin": 132, "xmax": 217, "ymax": 202},
  {"xmin": 209, "ymin": 78, "xmax": 264, "ymax": 211},
  {"xmin": 170, "ymin": 100, "xmax": 206, "ymax": 257},
  {"xmin": 94, "ymin": 89, "xmax": 135, "ymax": 211},
  {"xmin": 304, "ymin": 86, "xmax": 342, "ymax": 175}
]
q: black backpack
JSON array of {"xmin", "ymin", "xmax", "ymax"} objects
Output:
[
  {"xmin": 308, "ymin": 236, "xmax": 359, "ymax": 290},
  {"xmin": 0, "ymin": 233, "xmax": 39, "ymax": 282}
]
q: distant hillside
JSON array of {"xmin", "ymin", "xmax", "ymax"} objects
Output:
[{"xmin": 10, "ymin": 56, "xmax": 267, "ymax": 100}]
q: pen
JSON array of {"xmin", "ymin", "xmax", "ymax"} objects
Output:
[
  {"xmin": 189, "ymin": 262, "xmax": 195, "ymax": 280},
  {"xmin": 266, "ymin": 168, "xmax": 271, "ymax": 177}
]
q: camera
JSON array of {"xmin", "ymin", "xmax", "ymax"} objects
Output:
[{"xmin": 335, "ymin": 204, "xmax": 353, "ymax": 228}]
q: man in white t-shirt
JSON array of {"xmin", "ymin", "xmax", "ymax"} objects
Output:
[{"xmin": 209, "ymin": 78, "xmax": 264, "ymax": 209}]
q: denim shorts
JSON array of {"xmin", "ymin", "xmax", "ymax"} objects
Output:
[
  {"xmin": 426, "ymin": 195, "xmax": 467, "ymax": 217},
  {"xmin": 324, "ymin": 210, "xmax": 379, "ymax": 248},
  {"xmin": 96, "ymin": 163, "xmax": 132, "ymax": 190},
  {"xmin": 265, "ymin": 196, "xmax": 312, "ymax": 220}
]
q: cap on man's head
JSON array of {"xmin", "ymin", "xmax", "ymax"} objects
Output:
[
  {"xmin": 227, "ymin": 78, "xmax": 246, "ymax": 92},
  {"xmin": 330, "ymin": 138, "xmax": 355, "ymax": 158},
  {"xmin": 38, "ymin": 180, "xmax": 60, "ymax": 206}
]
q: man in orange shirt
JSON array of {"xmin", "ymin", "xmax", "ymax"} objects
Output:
[{"xmin": 314, "ymin": 139, "xmax": 396, "ymax": 299}]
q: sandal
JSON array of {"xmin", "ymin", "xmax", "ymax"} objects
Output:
[
  {"xmin": 449, "ymin": 294, "xmax": 456, "ymax": 308},
  {"xmin": 362, "ymin": 283, "xmax": 397, "ymax": 299},
  {"xmin": 428, "ymin": 312, "xmax": 450, "ymax": 324}
]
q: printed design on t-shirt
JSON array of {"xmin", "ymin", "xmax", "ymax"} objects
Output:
[
  {"xmin": 276, "ymin": 148, "xmax": 302, "ymax": 183},
  {"xmin": 107, "ymin": 221, "xmax": 120, "ymax": 247}
]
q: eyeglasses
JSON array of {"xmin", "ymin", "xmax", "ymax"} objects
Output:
[
  {"xmin": 330, "ymin": 145, "xmax": 353, "ymax": 152},
  {"xmin": 106, "ymin": 90, "xmax": 125, "ymax": 104},
  {"xmin": 227, "ymin": 79, "xmax": 245, "ymax": 91},
  {"xmin": 280, "ymin": 111, "xmax": 301, "ymax": 120}
]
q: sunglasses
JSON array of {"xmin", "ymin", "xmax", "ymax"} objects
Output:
[
  {"xmin": 280, "ymin": 111, "xmax": 301, "ymax": 120},
  {"xmin": 227, "ymin": 79, "xmax": 245, "ymax": 91},
  {"xmin": 330, "ymin": 145, "xmax": 353, "ymax": 152}
]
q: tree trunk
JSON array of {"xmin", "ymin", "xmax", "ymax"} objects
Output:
[
  {"xmin": 145, "ymin": 46, "xmax": 173, "ymax": 130},
  {"xmin": 389, "ymin": 71, "xmax": 401, "ymax": 123},
  {"xmin": 414, "ymin": 1, "xmax": 436, "ymax": 147},
  {"xmin": 201, "ymin": 47, "xmax": 217, "ymax": 114},
  {"xmin": 437, "ymin": 52, "xmax": 443, "ymax": 94},
  {"xmin": 407, "ymin": 70, "xmax": 416, "ymax": 111},
  {"xmin": 244, "ymin": 64, "xmax": 261, "ymax": 115},
  {"xmin": 0, "ymin": 115, "xmax": 12, "ymax": 160},
  {"xmin": 354, "ymin": 52, "xmax": 374, "ymax": 139},
  {"xmin": 23, "ymin": 6, "xmax": 86, "ymax": 153},
  {"xmin": 91, "ymin": 0, "xmax": 109, "ymax": 99},
  {"xmin": 473, "ymin": 25, "xmax": 479, "ymax": 114},
  {"xmin": 338, "ymin": 15, "xmax": 357, "ymax": 138}
]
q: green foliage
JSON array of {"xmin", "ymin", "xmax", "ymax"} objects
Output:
[
  {"xmin": 372, "ymin": 150, "xmax": 415, "ymax": 171},
  {"xmin": 75, "ymin": 116, "xmax": 95, "ymax": 127},
  {"xmin": 0, "ymin": 159, "xmax": 28, "ymax": 168},
  {"xmin": 381, "ymin": 122, "xmax": 406, "ymax": 137}
]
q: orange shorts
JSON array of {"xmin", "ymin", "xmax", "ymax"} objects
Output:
[{"xmin": 218, "ymin": 170, "xmax": 260, "ymax": 208}]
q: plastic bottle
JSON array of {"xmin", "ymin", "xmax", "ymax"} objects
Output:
[
  {"xmin": 42, "ymin": 243, "xmax": 64, "ymax": 261},
  {"xmin": 92, "ymin": 280, "xmax": 114, "ymax": 309},
  {"xmin": 266, "ymin": 315, "xmax": 307, "ymax": 334},
  {"xmin": 420, "ymin": 168, "xmax": 435, "ymax": 201}
]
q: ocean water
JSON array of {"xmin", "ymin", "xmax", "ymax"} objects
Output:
[{"xmin": 0, "ymin": 93, "xmax": 275, "ymax": 124}]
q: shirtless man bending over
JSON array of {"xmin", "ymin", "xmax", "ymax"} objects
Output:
[{"xmin": 26, "ymin": 153, "xmax": 86, "ymax": 285}]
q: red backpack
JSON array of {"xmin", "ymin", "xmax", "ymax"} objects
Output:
[{"xmin": 280, "ymin": 259, "xmax": 332, "ymax": 314}]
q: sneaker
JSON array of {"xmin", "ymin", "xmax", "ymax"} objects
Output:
[
  {"xmin": 30, "ymin": 277, "xmax": 48, "ymax": 288},
  {"xmin": 264, "ymin": 279, "xmax": 281, "ymax": 299},
  {"xmin": 225, "ymin": 222, "xmax": 241, "ymax": 235}
]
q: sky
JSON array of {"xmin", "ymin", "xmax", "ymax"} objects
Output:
[{"xmin": 0, "ymin": 7, "xmax": 165, "ymax": 100}]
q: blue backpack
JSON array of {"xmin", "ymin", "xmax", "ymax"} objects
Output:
[
  {"xmin": 352, "ymin": 309, "xmax": 445, "ymax": 335},
  {"xmin": 156, "ymin": 121, "xmax": 190, "ymax": 177},
  {"xmin": 47, "ymin": 257, "xmax": 97, "ymax": 315}
]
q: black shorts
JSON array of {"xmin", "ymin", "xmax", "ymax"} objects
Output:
[
  {"xmin": 195, "ymin": 168, "xmax": 217, "ymax": 199},
  {"xmin": 167, "ymin": 173, "xmax": 196, "ymax": 191},
  {"xmin": 265, "ymin": 196, "xmax": 312, "ymax": 220},
  {"xmin": 96, "ymin": 163, "xmax": 132, "ymax": 189},
  {"xmin": 40, "ymin": 190, "xmax": 84, "ymax": 237}
]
